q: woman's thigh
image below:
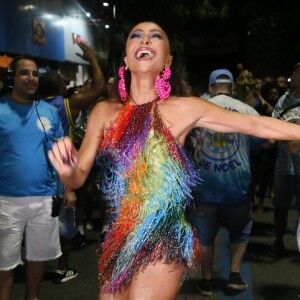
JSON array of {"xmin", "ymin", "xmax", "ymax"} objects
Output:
[
  {"xmin": 129, "ymin": 261, "xmax": 184, "ymax": 300},
  {"xmin": 98, "ymin": 287, "xmax": 129, "ymax": 300},
  {"xmin": 99, "ymin": 261, "xmax": 184, "ymax": 300}
]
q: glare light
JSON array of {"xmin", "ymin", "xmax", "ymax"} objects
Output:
[
  {"xmin": 20, "ymin": 4, "xmax": 36, "ymax": 10},
  {"xmin": 103, "ymin": 2, "xmax": 109, "ymax": 6},
  {"xmin": 43, "ymin": 14, "xmax": 55, "ymax": 19},
  {"xmin": 54, "ymin": 20, "xmax": 65, "ymax": 27},
  {"xmin": 105, "ymin": 24, "xmax": 110, "ymax": 29},
  {"xmin": 86, "ymin": 12, "xmax": 91, "ymax": 17}
]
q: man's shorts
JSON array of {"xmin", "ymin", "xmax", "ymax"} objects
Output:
[
  {"xmin": 0, "ymin": 196, "xmax": 62, "ymax": 270},
  {"xmin": 186, "ymin": 201, "xmax": 253, "ymax": 246}
]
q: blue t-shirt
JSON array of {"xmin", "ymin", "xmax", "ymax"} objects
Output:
[
  {"xmin": 190, "ymin": 95, "xmax": 265, "ymax": 204},
  {"xmin": 0, "ymin": 96, "xmax": 63, "ymax": 196}
]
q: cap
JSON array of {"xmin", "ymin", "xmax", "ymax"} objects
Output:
[
  {"xmin": 209, "ymin": 69, "xmax": 234, "ymax": 85},
  {"xmin": 293, "ymin": 62, "xmax": 300, "ymax": 71}
]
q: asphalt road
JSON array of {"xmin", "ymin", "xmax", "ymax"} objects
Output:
[{"xmin": 10, "ymin": 196, "xmax": 300, "ymax": 300}]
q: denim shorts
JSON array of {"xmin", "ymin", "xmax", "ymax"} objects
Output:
[
  {"xmin": 59, "ymin": 200, "xmax": 76, "ymax": 240},
  {"xmin": 0, "ymin": 196, "xmax": 62, "ymax": 270},
  {"xmin": 186, "ymin": 201, "xmax": 253, "ymax": 246}
]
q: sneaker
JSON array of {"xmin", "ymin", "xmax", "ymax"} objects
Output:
[
  {"xmin": 85, "ymin": 221, "xmax": 94, "ymax": 230},
  {"xmin": 268, "ymin": 240, "xmax": 285, "ymax": 257},
  {"xmin": 227, "ymin": 272, "xmax": 248, "ymax": 290},
  {"xmin": 197, "ymin": 279, "xmax": 213, "ymax": 297},
  {"xmin": 53, "ymin": 268, "xmax": 78, "ymax": 284},
  {"xmin": 72, "ymin": 232, "xmax": 87, "ymax": 249}
]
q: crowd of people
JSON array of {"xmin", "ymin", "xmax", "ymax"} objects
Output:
[{"xmin": 0, "ymin": 20, "xmax": 300, "ymax": 300}]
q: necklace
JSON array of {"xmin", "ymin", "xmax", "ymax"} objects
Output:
[{"xmin": 129, "ymin": 95, "xmax": 160, "ymax": 106}]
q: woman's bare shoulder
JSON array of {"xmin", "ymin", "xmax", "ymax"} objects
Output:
[
  {"xmin": 159, "ymin": 96, "xmax": 211, "ymax": 115},
  {"xmin": 85, "ymin": 98, "xmax": 124, "ymax": 131},
  {"xmin": 92, "ymin": 98, "xmax": 123, "ymax": 111},
  {"xmin": 164, "ymin": 95, "xmax": 208, "ymax": 105},
  {"xmin": 156, "ymin": 96, "xmax": 209, "ymax": 144}
]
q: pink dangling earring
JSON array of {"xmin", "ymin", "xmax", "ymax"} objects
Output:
[
  {"xmin": 155, "ymin": 67, "xmax": 172, "ymax": 100},
  {"xmin": 118, "ymin": 66, "xmax": 127, "ymax": 101}
]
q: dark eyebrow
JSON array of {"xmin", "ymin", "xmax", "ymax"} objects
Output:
[
  {"xmin": 18, "ymin": 69, "xmax": 38, "ymax": 72},
  {"xmin": 150, "ymin": 29, "xmax": 162, "ymax": 32},
  {"xmin": 131, "ymin": 28, "xmax": 163, "ymax": 34},
  {"xmin": 18, "ymin": 69, "xmax": 39, "ymax": 76},
  {"xmin": 131, "ymin": 29, "xmax": 142, "ymax": 32}
]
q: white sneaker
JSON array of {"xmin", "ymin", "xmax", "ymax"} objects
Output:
[{"xmin": 53, "ymin": 268, "xmax": 78, "ymax": 284}]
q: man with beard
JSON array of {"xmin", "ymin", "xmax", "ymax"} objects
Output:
[{"xmin": 0, "ymin": 56, "xmax": 63, "ymax": 300}]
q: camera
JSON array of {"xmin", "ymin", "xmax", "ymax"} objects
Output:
[{"xmin": 51, "ymin": 196, "xmax": 61, "ymax": 217}]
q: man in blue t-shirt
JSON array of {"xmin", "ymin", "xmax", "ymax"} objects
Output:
[
  {"xmin": 186, "ymin": 69, "xmax": 267, "ymax": 297},
  {"xmin": 0, "ymin": 56, "xmax": 63, "ymax": 300}
]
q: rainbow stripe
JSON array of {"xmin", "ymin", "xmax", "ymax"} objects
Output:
[{"xmin": 96, "ymin": 100, "xmax": 201, "ymax": 293}]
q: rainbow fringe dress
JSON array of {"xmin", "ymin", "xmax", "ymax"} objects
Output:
[{"xmin": 96, "ymin": 99, "xmax": 200, "ymax": 294}]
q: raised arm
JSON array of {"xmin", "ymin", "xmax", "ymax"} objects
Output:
[
  {"xmin": 182, "ymin": 96, "xmax": 300, "ymax": 142},
  {"xmin": 69, "ymin": 42, "xmax": 105, "ymax": 121}
]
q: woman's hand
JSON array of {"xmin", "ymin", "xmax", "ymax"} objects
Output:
[{"xmin": 48, "ymin": 136, "xmax": 78, "ymax": 178}]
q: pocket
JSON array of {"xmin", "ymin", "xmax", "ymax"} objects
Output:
[{"xmin": 0, "ymin": 201, "xmax": 11, "ymax": 227}]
